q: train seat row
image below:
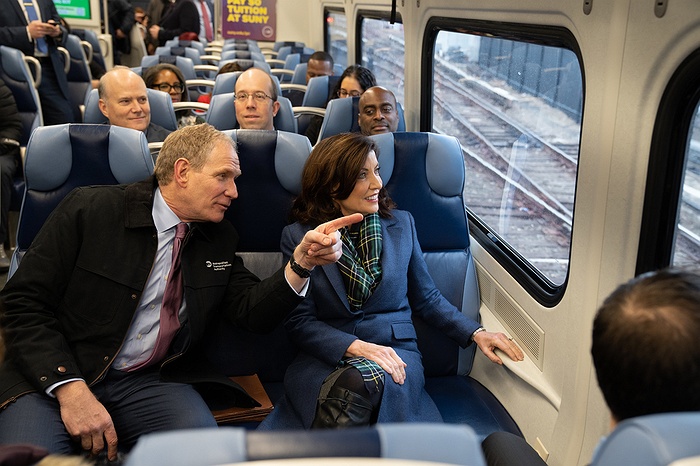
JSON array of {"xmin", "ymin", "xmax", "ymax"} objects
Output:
[
  {"xmin": 9, "ymin": 123, "xmax": 520, "ymax": 443},
  {"xmin": 205, "ymin": 129, "xmax": 521, "ymax": 441}
]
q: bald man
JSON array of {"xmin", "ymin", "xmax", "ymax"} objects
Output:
[
  {"xmin": 234, "ymin": 68, "xmax": 280, "ymax": 130},
  {"xmin": 357, "ymin": 86, "xmax": 400, "ymax": 136},
  {"xmin": 98, "ymin": 67, "xmax": 172, "ymax": 143}
]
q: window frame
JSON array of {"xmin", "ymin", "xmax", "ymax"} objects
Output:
[
  {"xmin": 355, "ymin": 9, "xmax": 404, "ymax": 68},
  {"xmin": 637, "ymin": 48, "xmax": 700, "ymax": 274},
  {"xmin": 422, "ymin": 18, "xmax": 586, "ymax": 306},
  {"xmin": 324, "ymin": 7, "xmax": 347, "ymax": 65}
]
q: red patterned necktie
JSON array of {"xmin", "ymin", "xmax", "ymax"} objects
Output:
[
  {"xmin": 199, "ymin": 0, "xmax": 214, "ymax": 42},
  {"xmin": 129, "ymin": 222, "xmax": 188, "ymax": 371}
]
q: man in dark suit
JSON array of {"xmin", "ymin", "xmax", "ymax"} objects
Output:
[
  {"xmin": 148, "ymin": 0, "xmax": 199, "ymax": 48},
  {"xmin": 0, "ymin": 77, "xmax": 22, "ymax": 271},
  {"xmin": 0, "ymin": 123, "xmax": 361, "ymax": 460},
  {"xmin": 0, "ymin": 0, "xmax": 78, "ymax": 125}
]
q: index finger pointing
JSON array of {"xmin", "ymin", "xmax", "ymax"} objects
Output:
[{"xmin": 317, "ymin": 213, "xmax": 363, "ymax": 234}]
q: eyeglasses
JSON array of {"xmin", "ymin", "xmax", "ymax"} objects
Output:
[
  {"xmin": 235, "ymin": 92, "xmax": 273, "ymax": 103},
  {"xmin": 338, "ymin": 89, "xmax": 362, "ymax": 98},
  {"xmin": 153, "ymin": 82, "xmax": 184, "ymax": 93}
]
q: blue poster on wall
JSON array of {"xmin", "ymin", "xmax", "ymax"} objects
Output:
[{"xmin": 221, "ymin": 0, "xmax": 276, "ymax": 41}]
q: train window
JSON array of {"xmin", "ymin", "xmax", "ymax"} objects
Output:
[
  {"xmin": 638, "ymin": 49, "xmax": 700, "ymax": 273},
  {"xmin": 358, "ymin": 13, "xmax": 405, "ymax": 105},
  {"xmin": 324, "ymin": 9, "xmax": 347, "ymax": 69},
  {"xmin": 673, "ymin": 109, "xmax": 700, "ymax": 266},
  {"xmin": 425, "ymin": 21, "xmax": 583, "ymax": 303}
]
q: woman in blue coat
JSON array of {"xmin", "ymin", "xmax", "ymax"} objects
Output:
[{"xmin": 261, "ymin": 132, "xmax": 524, "ymax": 429}]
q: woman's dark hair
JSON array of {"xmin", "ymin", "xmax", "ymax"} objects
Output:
[
  {"xmin": 142, "ymin": 63, "xmax": 190, "ymax": 117},
  {"xmin": 291, "ymin": 132, "xmax": 395, "ymax": 226},
  {"xmin": 331, "ymin": 65, "xmax": 377, "ymax": 98},
  {"xmin": 143, "ymin": 63, "xmax": 189, "ymax": 100}
]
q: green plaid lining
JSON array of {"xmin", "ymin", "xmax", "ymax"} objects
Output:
[{"xmin": 338, "ymin": 213, "xmax": 383, "ymax": 310}]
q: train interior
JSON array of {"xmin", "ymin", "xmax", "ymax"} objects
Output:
[{"xmin": 2, "ymin": 0, "xmax": 700, "ymax": 464}]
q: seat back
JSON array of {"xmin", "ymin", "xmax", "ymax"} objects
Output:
[
  {"xmin": 217, "ymin": 58, "xmax": 271, "ymax": 74},
  {"xmin": 125, "ymin": 423, "xmax": 486, "ymax": 466},
  {"xmin": 206, "ymin": 92, "xmax": 297, "ymax": 133},
  {"xmin": 211, "ymin": 71, "xmax": 282, "ymax": 97},
  {"xmin": 164, "ymin": 39, "xmax": 206, "ymax": 55},
  {"xmin": 272, "ymin": 41, "xmax": 305, "ymax": 52},
  {"xmin": 590, "ymin": 412, "xmax": 700, "ymax": 466},
  {"xmin": 140, "ymin": 55, "xmax": 198, "ymax": 81},
  {"xmin": 277, "ymin": 45, "xmax": 314, "ymax": 62},
  {"xmin": 282, "ymin": 52, "xmax": 313, "ymax": 71},
  {"xmin": 290, "ymin": 62, "xmax": 344, "ymax": 85},
  {"xmin": 71, "ymin": 28, "xmax": 107, "ymax": 71},
  {"xmin": 10, "ymin": 124, "xmax": 153, "ymax": 275},
  {"xmin": 206, "ymin": 129, "xmax": 311, "ymax": 382},
  {"xmin": 220, "ymin": 49, "xmax": 266, "ymax": 63},
  {"xmin": 63, "ymin": 34, "xmax": 93, "ymax": 121},
  {"xmin": 155, "ymin": 46, "xmax": 202, "ymax": 65},
  {"xmin": 372, "ymin": 132, "xmax": 480, "ymax": 375},
  {"xmin": 0, "ymin": 46, "xmax": 43, "ymax": 146},
  {"xmin": 83, "ymin": 88, "xmax": 178, "ymax": 131},
  {"xmin": 302, "ymin": 75, "xmax": 341, "ymax": 107},
  {"xmin": 221, "ymin": 41, "xmax": 261, "ymax": 53},
  {"xmin": 318, "ymin": 96, "xmax": 406, "ymax": 141}
]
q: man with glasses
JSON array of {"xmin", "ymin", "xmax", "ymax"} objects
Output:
[
  {"xmin": 358, "ymin": 86, "xmax": 400, "ymax": 136},
  {"xmin": 233, "ymin": 68, "xmax": 280, "ymax": 130},
  {"xmin": 98, "ymin": 67, "xmax": 172, "ymax": 143}
]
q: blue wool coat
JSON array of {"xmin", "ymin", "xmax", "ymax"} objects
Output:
[{"xmin": 259, "ymin": 210, "xmax": 481, "ymax": 429}]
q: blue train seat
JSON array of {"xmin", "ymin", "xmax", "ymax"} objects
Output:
[
  {"xmin": 205, "ymin": 130, "xmax": 311, "ymax": 398},
  {"xmin": 63, "ymin": 34, "xmax": 92, "ymax": 121},
  {"xmin": 140, "ymin": 55, "xmax": 200, "ymax": 82},
  {"xmin": 589, "ymin": 412, "xmax": 700, "ymax": 466},
  {"xmin": 83, "ymin": 88, "xmax": 178, "ymax": 132},
  {"xmin": 277, "ymin": 45, "xmax": 314, "ymax": 62},
  {"xmin": 206, "ymin": 130, "xmax": 520, "ymax": 441},
  {"xmin": 294, "ymin": 75, "xmax": 342, "ymax": 136},
  {"xmin": 9, "ymin": 124, "xmax": 153, "ymax": 276},
  {"xmin": 210, "ymin": 71, "xmax": 282, "ymax": 97},
  {"xmin": 0, "ymin": 46, "xmax": 43, "ymax": 146},
  {"xmin": 220, "ymin": 49, "xmax": 266, "ymax": 63},
  {"xmin": 71, "ymin": 28, "xmax": 107, "ymax": 72},
  {"xmin": 163, "ymin": 39, "xmax": 205, "ymax": 55},
  {"xmin": 317, "ymin": 96, "xmax": 406, "ymax": 141},
  {"xmin": 0, "ymin": 46, "xmax": 43, "ymax": 211},
  {"xmin": 124, "ymin": 423, "xmax": 486, "ymax": 466},
  {"xmin": 206, "ymin": 92, "xmax": 297, "ymax": 133},
  {"xmin": 290, "ymin": 62, "xmax": 345, "ymax": 85},
  {"xmin": 371, "ymin": 131, "xmax": 519, "ymax": 439},
  {"xmin": 217, "ymin": 58, "xmax": 271, "ymax": 74}
]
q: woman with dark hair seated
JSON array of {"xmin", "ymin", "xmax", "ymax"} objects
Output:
[
  {"xmin": 332, "ymin": 64, "xmax": 377, "ymax": 98},
  {"xmin": 259, "ymin": 132, "xmax": 524, "ymax": 430},
  {"xmin": 305, "ymin": 64, "xmax": 378, "ymax": 144},
  {"xmin": 142, "ymin": 63, "xmax": 204, "ymax": 128}
]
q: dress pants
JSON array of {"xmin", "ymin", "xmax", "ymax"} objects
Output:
[
  {"xmin": 0, "ymin": 153, "xmax": 17, "ymax": 244},
  {"xmin": 0, "ymin": 367, "xmax": 217, "ymax": 455},
  {"xmin": 37, "ymin": 56, "xmax": 78, "ymax": 125}
]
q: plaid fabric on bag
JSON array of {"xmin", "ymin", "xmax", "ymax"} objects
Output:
[{"xmin": 338, "ymin": 213, "xmax": 383, "ymax": 310}]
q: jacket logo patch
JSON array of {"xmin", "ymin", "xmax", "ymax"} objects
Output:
[{"xmin": 206, "ymin": 260, "xmax": 232, "ymax": 271}]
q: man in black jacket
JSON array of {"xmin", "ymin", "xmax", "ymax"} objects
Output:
[
  {"xmin": 0, "ymin": 123, "xmax": 361, "ymax": 460},
  {"xmin": 108, "ymin": 0, "xmax": 134, "ymax": 65},
  {"xmin": 0, "ymin": 77, "xmax": 22, "ymax": 270},
  {"xmin": 148, "ymin": 0, "xmax": 199, "ymax": 48}
]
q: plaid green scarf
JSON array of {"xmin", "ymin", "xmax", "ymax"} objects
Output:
[{"xmin": 338, "ymin": 213, "xmax": 383, "ymax": 310}]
